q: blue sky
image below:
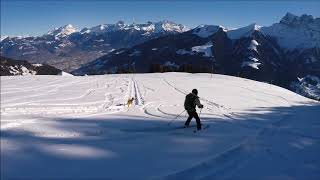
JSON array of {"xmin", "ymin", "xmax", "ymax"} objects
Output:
[{"xmin": 1, "ymin": 0, "xmax": 320, "ymax": 36}]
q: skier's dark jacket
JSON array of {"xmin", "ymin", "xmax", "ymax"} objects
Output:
[{"xmin": 184, "ymin": 93, "xmax": 203, "ymax": 112}]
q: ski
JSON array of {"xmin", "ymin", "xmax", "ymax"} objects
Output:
[
  {"xmin": 121, "ymin": 124, "xmax": 209, "ymax": 133},
  {"xmin": 193, "ymin": 124, "xmax": 210, "ymax": 133}
]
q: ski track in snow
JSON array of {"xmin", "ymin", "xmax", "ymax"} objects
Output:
[
  {"xmin": 132, "ymin": 78, "xmax": 144, "ymax": 106},
  {"xmin": 0, "ymin": 78, "xmax": 66, "ymax": 93},
  {"xmin": 1, "ymin": 77, "xmax": 128, "ymax": 116},
  {"xmin": 162, "ymin": 78, "xmax": 233, "ymax": 117},
  {"xmin": 1, "ymin": 79, "xmax": 90, "ymax": 104},
  {"xmin": 162, "ymin": 77, "xmax": 294, "ymax": 121},
  {"xmin": 1, "ymin": 73, "xmax": 319, "ymax": 180},
  {"xmin": 170, "ymin": 77, "xmax": 299, "ymax": 135},
  {"xmin": 158, "ymin": 75, "xmax": 318, "ymax": 180}
]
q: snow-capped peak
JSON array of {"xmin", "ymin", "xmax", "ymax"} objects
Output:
[
  {"xmin": 252, "ymin": 24, "xmax": 261, "ymax": 31},
  {"xmin": 261, "ymin": 13, "xmax": 320, "ymax": 50},
  {"xmin": 280, "ymin": 12, "xmax": 316, "ymax": 27},
  {"xmin": 131, "ymin": 20, "xmax": 188, "ymax": 33},
  {"xmin": 226, "ymin": 23, "xmax": 261, "ymax": 39},
  {"xmin": 115, "ymin": 21, "xmax": 127, "ymax": 30},
  {"xmin": 80, "ymin": 20, "xmax": 188, "ymax": 35},
  {"xmin": 47, "ymin": 24, "xmax": 78, "ymax": 37},
  {"xmin": 80, "ymin": 21, "xmax": 128, "ymax": 34},
  {"xmin": 83, "ymin": 24, "xmax": 108, "ymax": 34},
  {"xmin": 116, "ymin": 20, "xmax": 125, "ymax": 26},
  {"xmin": 280, "ymin": 12, "xmax": 298, "ymax": 25},
  {"xmin": 153, "ymin": 20, "xmax": 189, "ymax": 33},
  {"xmin": 192, "ymin": 25, "xmax": 222, "ymax": 38},
  {"xmin": 0, "ymin": 35, "xmax": 9, "ymax": 41}
]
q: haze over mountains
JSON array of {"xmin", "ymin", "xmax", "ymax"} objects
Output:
[
  {"xmin": 1, "ymin": 20, "xmax": 188, "ymax": 71},
  {"xmin": 1, "ymin": 13, "xmax": 319, "ymax": 100}
]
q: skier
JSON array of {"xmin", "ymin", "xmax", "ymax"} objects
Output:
[{"xmin": 184, "ymin": 89, "xmax": 204, "ymax": 130}]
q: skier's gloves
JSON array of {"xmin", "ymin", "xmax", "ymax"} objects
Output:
[{"xmin": 199, "ymin": 105, "xmax": 204, "ymax": 108}]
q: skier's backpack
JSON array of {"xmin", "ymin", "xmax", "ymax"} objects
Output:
[{"xmin": 184, "ymin": 93, "xmax": 196, "ymax": 111}]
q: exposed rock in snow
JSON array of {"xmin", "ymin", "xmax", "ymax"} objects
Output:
[
  {"xmin": 94, "ymin": 39, "xmax": 105, "ymax": 42},
  {"xmin": 241, "ymin": 61, "xmax": 261, "ymax": 70},
  {"xmin": 115, "ymin": 50, "xmax": 125, "ymax": 55},
  {"xmin": 47, "ymin": 24, "xmax": 78, "ymax": 38},
  {"xmin": 248, "ymin": 40, "xmax": 259, "ymax": 52},
  {"xmin": 129, "ymin": 50, "xmax": 141, "ymax": 57},
  {"xmin": 163, "ymin": 61, "xmax": 180, "ymax": 68},
  {"xmin": 108, "ymin": 49, "xmax": 116, "ymax": 53},
  {"xmin": 192, "ymin": 25, "xmax": 222, "ymax": 38},
  {"xmin": 291, "ymin": 75, "xmax": 320, "ymax": 100},
  {"xmin": 191, "ymin": 42, "xmax": 213, "ymax": 57},
  {"xmin": 176, "ymin": 49, "xmax": 194, "ymax": 55},
  {"xmin": 20, "ymin": 66, "xmax": 37, "ymax": 75},
  {"xmin": 227, "ymin": 23, "xmax": 261, "ymax": 39},
  {"xmin": 7, "ymin": 65, "xmax": 36, "ymax": 75},
  {"xmin": 32, "ymin": 64, "xmax": 43, "ymax": 67},
  {"xmin": 58, "ymin": 42, "xmax": 71, "ymax": 48},
  {"xmin": 22, "ymin": 51, "xmax": 37, "ymax": 55},
  {"xmin": 8, "ymin": 66, "xmax": 20, "ymax": 75},
  {"xmin": 248, "ymin": 57, "xmax": 259, "ymax": 62}
]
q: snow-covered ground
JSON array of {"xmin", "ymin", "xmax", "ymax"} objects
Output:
[{"xmin": 1, "ymin": 73, "xmax": 319, "ymax": 179}]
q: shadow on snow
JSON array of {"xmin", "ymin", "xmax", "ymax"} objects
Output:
[{"xmin": 1, "ymin": 102, "xmax": 320, "ymax": 179}]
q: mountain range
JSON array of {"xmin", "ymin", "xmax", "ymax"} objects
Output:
[
  {"xmin": 0, "ymin": 20, "xmax": 188, "ymax": 71},
  {"xmin": 73, "ymin": 13, "xmax": 320, "ymax": 100},
  {"xmin": 1, "ymin": 13, "xmax": 319, "ymax": 100}
]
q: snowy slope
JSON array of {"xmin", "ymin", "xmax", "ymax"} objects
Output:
[{"xmin": 1, "ymin": 73, "xmax": 319, "ymax": 179}]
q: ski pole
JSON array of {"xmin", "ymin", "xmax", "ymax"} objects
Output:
[
  {"xmin": 199, "ymin": 108, "xmax": 203, "ymax": 118},
  {"xmin": 168, "ymin": 109, "xmax": 186, "ymax": 126}
]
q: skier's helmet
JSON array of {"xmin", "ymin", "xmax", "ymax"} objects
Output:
[{"xmin": 192, "ymin": 89, "xmax": 198, "ymax": 95}]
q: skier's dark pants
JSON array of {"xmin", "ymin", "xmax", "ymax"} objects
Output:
[{"xmin": 185, "ymin": 111, "xmax": 201, "ymax": 130}]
